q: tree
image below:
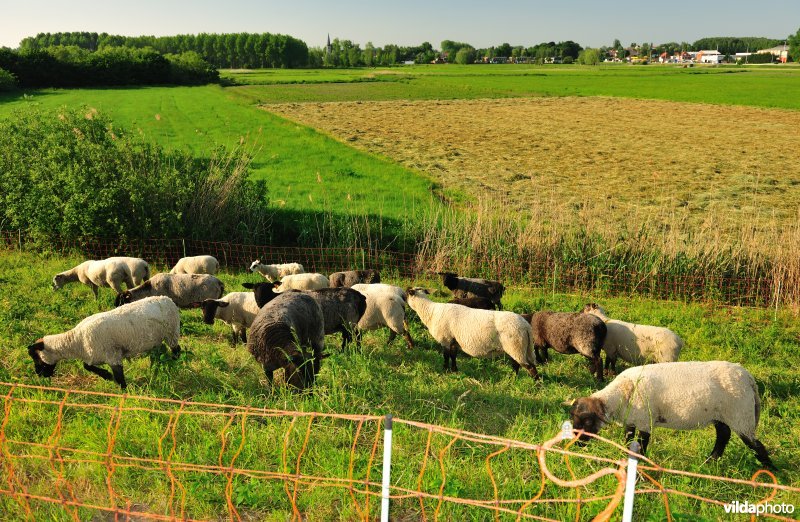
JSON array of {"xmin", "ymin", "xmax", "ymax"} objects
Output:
[
  {"xmin": 789, "ymin": 27, "xmax": 800, "ymax": 62},
  {"xmin": 578, "ymin": 48, "xmax": 600, "ymax": 65},
  {"xmin": 454, "ymin": 47, "xmax": 475, "ymax": 64},
  {"xmin": 363, "ymin": 42, "xmax": 375, "ymax": 66},
  {"xmin": 496, "ymin": 42, "xmax": 512, "ymax": 57},
  {"xmin": 612, "ymin": 38, "xmax": 621, "ymax": 49}
]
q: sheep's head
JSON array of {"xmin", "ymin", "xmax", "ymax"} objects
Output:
[
  {"xmin": 565, "ymin": 398, "xmax": 607, "ymax": 441},
  {"xmin": 243, "ymin": 281, "xmax": 281, "ymax": 308},
  {"xmin": 190, "ymin": 299, "xmax": 229, "ymax": 325},
  {"xmin": 52, "ymin": 274, "xmax": 67, "ymax": 291},
  {"xmin": 28, "ymin": 340, "xmax": 56, "ymax": 378},
  {"xmin": 437, "ymin": 272, "xmax": 458, "ymax": 290},
  {"xmin": 406, "ymin": 287, "xmax": 430, "ymax": 300},
  {"xmin": 582, "ymin": 303, "xmax": 607, "ymax": 316},
  {"xmin": 248, "ymin": 260, "xmax": 262, "ymax": 272},
  {"xmin": 114, "ymin": 291, "xmax": 133, "ymax": 307}
]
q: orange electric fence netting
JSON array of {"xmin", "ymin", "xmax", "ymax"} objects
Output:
[{"xmin": 0, "ymin": 382, "xmax": 796, "ymax": 521}]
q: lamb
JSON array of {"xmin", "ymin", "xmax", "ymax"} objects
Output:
[
  {"xmin": 245, "ymin": 282, "xmax": 367, "ymax": 351},
  {"xmin": 274, "ymin": 273, "xmax": 330, "ymax": 292},
  {"xmin": 406, "ymin": 288, "xmax": 539, "ymax": 378},
  {"xmin": 114, "ymin": 273, "xmax": 224, "ymax": 308},
  {"xmin": 583, "ymin": 303, "xmax": 683, "ymax": 375},
  {"xmin": 438, "ymin": 272, "xmax": 505, "ymax": 310},
  {"xmin": 247, "ymin": 291, "xmax": 325, "ymax": 390},
  {"xmin": 249, "ymin": 260, "xmax": 305, "ymax": 282},
  {"xmin": 447, "ymin": 296, "xmax": 495, "ymax": 310},
  {"xmin": 192, "ymin": 291, "xmax": 261, "ymax": 345},
  {"xmin": 53, "ymin": 257, "xmax": 150, "ymax": 298},
  {"xmin": 170, "ymin": 255, "xmax": 219, "ymax": 275},
  {"xmin": 566, "ymin": 361, "xmax": 775, "ymax": 469},
  {"xmin": 351, "ymin": 283, "xmax": 413, "ymax": 349},
  {"xmin": 329, "ymin": 270, "xmax": 381, "ymax": 288},
  {"xmin": 28, "ymin": 296, "xmax": 180, "ymax": 389},
  {"xmin": 526, "ymin": 311, "xmax": 607, "ymax": 382}
]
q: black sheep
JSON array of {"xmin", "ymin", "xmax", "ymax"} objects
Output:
[{"xmin": 438, "ymin": 272, "xmax": 505, "ymax": 310}]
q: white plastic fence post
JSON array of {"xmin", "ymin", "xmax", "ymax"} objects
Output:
[
  {"xmin": 380, "ymin": 414, "xmax": 393, "ymax": 522},
  {"xmin": 622, "ymin": 441, "xmax": 641, "ymax": 522}
]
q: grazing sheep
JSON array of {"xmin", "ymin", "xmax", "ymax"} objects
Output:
[
  {"xmin": 274, "ymin": 273, "xmax": 330, "ymax": 292},
  {"xmin": 192, "ymin": 291, "xmax": 260, "ymax": 345},
  {"xmin": 247, "ymin": 292, "xmax": 325, "ymax": 390},
  {"xmin": 583, "ymin": 303, "xmax": 683, "ymax": 375},
  {"xmin": 27, "ymin": 296, "xmax": 180, "ymax": 389},
  {"xmin": 351, "ymin": 283, "xmax": 413, "ymax": 349},
  {"xmin": 438, "ymin": 272, "xmax": 505, "ymax": 310},
  {"xmin": 170, "ymin": 255, "xmax": 219, "ymax": 275},
  {"xmin": 566, "ymin": 361, "xmax": 775, "ymax": 470},
  {"xmin": 246, "ymin": 283, "xmax": 367, "ymax": 351},
  {"xmin": 115, "ymin": 273, "xmax": 224, "ymax": 308},
  {"xmin": 249, "ymin": 260, "xmax": 305, "ymax": 282},
  {"xmin": 53, "ymin": 257, "xmax": 150, "ymax": 298},
  {"xmin": 329, "ymin": 270, "xmax": 381, "ymax": 288},
  {"xmin": 526, "ymin": 311, "xmax": 607, "ymax": 382},
  {"xmin": 447, "ymin": 296, "xmax": 495, "ymax": 310},
  {"xmin": 406, "ymin": 288, "xmax": 539, "ymax": 378}
]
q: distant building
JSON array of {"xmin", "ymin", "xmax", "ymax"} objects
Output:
[
  {"xmin": 697, "ymin": 50, "xmax": 724, "ymax": 64},
  {"xmin": 757, "ymin": 45, "xmax": 789, "ymax": 63}
]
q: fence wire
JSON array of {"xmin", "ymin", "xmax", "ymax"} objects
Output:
[{"xmin": 0, "ymin": 382, "xmax": 796, "ymax": 521}]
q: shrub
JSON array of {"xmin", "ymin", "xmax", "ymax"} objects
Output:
[
  {"xmin": 0, "ymin": 67, "xmax": 16, "ymax": 91},
  {"xmin": 0, "ymin": 107, "xmax": 270, "ymax": 243},
  {"xmin": 165, "ymin": 51, "xmax": 219, "ymax": 84}
]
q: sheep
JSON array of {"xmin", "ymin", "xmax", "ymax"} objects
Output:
[
  {"xmin": 249, "ymin": 259, "xmax": 305, "ymax": 282},
  {"xmin": 329, "ymin": 270, "xmax": 381, "ymax": 288},
  {"xmin": 566, "ymin": 361, "xmax": 775, "ymax": 470},
  {"xmin": 525, "ymin": 311, "xmax": 607, "ymax": 382},
  {"xmin": 583, "ymin": 303, "xmax": 683, "ymax": 375},
  {"xmin": 245, "ymin": 282, "xmax": 367, "ymax": 351},
  {"xmin": 53, "ymin": 257, "xmax": 150, "ymax": 298},
  {"xmin": 274, "ymin": 273, "xmax": 330, "ymax": 292},
  {"xmin": 27, "ymin": 296, "xmax": 180, "ymax": 389},
  {"xmin": 406, "ymin": 288, "xmax": 539, "ymax": 378},
  {"xmin": 192, "ymin": 292, "xmax": 260, "ymax": 345},
  {"xmin": 170, "ymin": 255, "xmax": 219, "ymax": 275},
  {"xmin": 447, "ymin": 296, "xmax": 495, "ymax": 310},
  {"xmin": 438, "ymin": 272, "xmax": 505, "ymax": 310},
  {"xmin": 115, "ymin": 273, "xmax": 224, "ymax": 308},
  {"xmin": 351, "ymin": 283, "xmax": 413, "ymax": 349},
  {"xmin": 247, "ymin": 291, "xmax": 325, "ymax": 390}
]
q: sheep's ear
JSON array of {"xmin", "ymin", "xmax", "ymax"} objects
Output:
[{"xmin": 215, "ymin": 300, "xmax": 229, "ymax": 307}]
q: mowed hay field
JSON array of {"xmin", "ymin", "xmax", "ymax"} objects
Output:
[{"xmin": 268, "ymin": 96, "xmax": 800, "ymax": 236}]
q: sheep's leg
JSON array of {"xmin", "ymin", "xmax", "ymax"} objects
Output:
[
  {"xmin": 90, "ymin": 284, "xmax": 99, "ymax": 300},
  {"xmin": 625, "ymin": 425, "xmax": 636, "ymax": 443},
  {"xmin": 709, "ymin": 421, "xmax": 731, "ymax": 459},
  {"xmin": 110, "ymin": 365, "xmax": 126, "ymax": 390},
  {"xmin": 441, "ymin": 345, "xmax": 450, "ymax": 371},
  {"xmin": 169, "ymin": 344, "xmax": 181, "ymax": 359},
  {"xmin": 535, "ymin": 345, "xmax": 548, "ymax": 364},
  {"xmin": 402, "ymin": 330, "xmax": 414, "ymax": 350},
  {"xmin": 739, "ymin": 435, "xmax": 776, "ymax": 470},
  {"xmin": 448, "ymin": 340, "xmax": 459, "ymax": 372},
  {"xmin": 591, "ymin": 353, "xmax": 603, "ymax": 382},
  {"xmin": 604, "ymin": 355, "xmax": 617, "ymax": 377},
  {"xmin": 230, "ymin": 328, "xmax": 239, "ymax": 346},
  {"xmin": 340, "ymin": 327, "xmax": 352, "ymax": 351},
  {"xmin": 387, "ymin": 330, "xmax": 397, "ymax": 345},
  {"xmin": 522, "ymin": 363, "xmax": 540, "ymax": 380},
  {"xmin": 240, "ymin": 328, "xmax": 247, "ymax": 344},
  {"xmin": 509, "ymin": 358, "xmax": 521, "ymax": 374},
  {"xmin": 637, "ymin": 432, "xmax": 650, "ymax": 454},
  {"xmin": 83, "ymin": 363, "xmax": 114, "ymax": 382}
]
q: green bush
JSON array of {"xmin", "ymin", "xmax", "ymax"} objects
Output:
[
  {"xmin": 0, "ymin": 67, "xmax": 16, "ymax": 90},
  {"xmin": 0, "ymin": 107, "xmax": 270, "ymax": 242}
]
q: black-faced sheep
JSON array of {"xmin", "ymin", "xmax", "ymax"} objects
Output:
[
  {"xmin": 583, "ymin": 303, "xmax": 683, "ymax": 375},
  {"xmin": 566, "ymin": 361, "xmax": 775, "ymax": 470},
  {"xmin": 406, "ymin": 288, "xmax": 539, "ymax": 378},
  {"xmin": 53, "ymin": 257, "xmax": 150, "ymax": 298},
  {"xmin": 447, "ymin": 296, "xmax": 495, "ymax": 310},
  {"xmin": 249, "ymin": 260, "xmax": 305, "ymax": 282},
  {"xmin": 28, "ymin": 296, "xmax": 180, "ymax": 389},
  {"xmin": 526, "ymin": 311, "xmax": 606, "ymax": 382},
  {"xmin": 170, "ymin": 255, "xmax": 219, "ymax": 275},
  {"xmin": 329, "ymin": 270, "xmax": 381, "ymax": 288},
  {"xmin": 351, "ymin": 283, "xmax": 413, "ymax": 349},
  {"xmin": 114, "ymin": 273, "xmax": 224, "ymax": 308},
  {"xmin": 192, "ymin": 291, "xmax": 261, "ymax": 344},
  {"xmin": 247, "ymin": 291, "xmax": 325, "ymax": 390},
  {"xmin": 438, "ymin": 272, "xmax": 505, "ymax": 310}
]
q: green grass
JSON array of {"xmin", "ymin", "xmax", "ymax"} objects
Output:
[
  {"xmin": 223, "ymin": 64, "xmax": 800, "ymax": 109},
  {"xmin": 1, "ymin": 250, "xmax": 797, "ymax": 520}
]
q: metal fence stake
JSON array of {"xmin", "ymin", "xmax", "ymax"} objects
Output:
[
  {"xmin": 622, "ymin": 441, "xmax": 641, "ymax": 522},
  {"xmin": 380, "ymin": 414, "xmax": 393, "ymax": 522}
]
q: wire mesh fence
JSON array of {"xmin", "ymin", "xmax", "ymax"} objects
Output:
[
  {"xmin": 0, "ymin": 382, "xmax": 796, "ymax": 521},
  {"xmin": 0, "ymin": 230, "xmax": 783, "ymax": 308}
]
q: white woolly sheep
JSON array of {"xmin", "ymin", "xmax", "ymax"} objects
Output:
[
  {"xmin": 192, "ymin": 292, "xmax": 260, "ymax": 345},
  {"xmin": 274, "ymin": 273, "xmax": 330, "ymax": 292},
  {"xmin": 28, "ymin": 296, "xmax": 180, "ymax": 389},
  {"xmin": 351, "ymin": 283, "xmax": 413, "ymax": 349},
  {"xmin": 53, "ymin": 257, "xmax": 150, "ymax": 298},
  {"xmin": 406, "ymin": 288, "xmax": 539, "ymax": 378},
  {"xmin": 249, "ymin": 260, "xmax": 305, "ymax": 282},
  {"xmin": 567, "ymin": 361, "xmax": 775, "ymax": 469},
  {"xmin": 115, "ymin": 273, "xmax": 224, "ymax": 308},
  {"xmin": 170, "ymin": 255, "xmax": 219, "ymax": 275},
  {"xmin": 583, "ymin": 303, "xmax": 683, "ymax": 374}
]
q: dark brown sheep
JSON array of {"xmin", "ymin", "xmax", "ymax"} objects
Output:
[
  {"xmin": 527, "ymin": 311, "xmax": 607, "ymax": 382},
  {"xmin": 329, "ymin": 270, "xmax": 381, "ymax": 288},
  {"xmin": 438, "ymin": 272, "xmax": 505, "ymax": 310},
  {"xmin": 447, "ymin": 296, "xmax": 495, "ymax": 310}
]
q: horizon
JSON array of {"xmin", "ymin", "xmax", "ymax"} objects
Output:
[{"xmin": 1, "ymin": 0, "xmax": 798, "ymax": 51}]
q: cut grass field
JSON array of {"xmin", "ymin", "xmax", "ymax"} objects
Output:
[{"xmin": 1, "ymin": 250, "xmax": 798, "ymax": 519}]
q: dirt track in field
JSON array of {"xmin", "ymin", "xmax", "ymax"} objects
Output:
[{"xmin": 265, "ymin": 97, "xmax": 800, "ymax": 231}]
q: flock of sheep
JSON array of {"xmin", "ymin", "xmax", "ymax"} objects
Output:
[{"xmin": 27, "ymin": 254, "xmax": 776, "ymax": 470}]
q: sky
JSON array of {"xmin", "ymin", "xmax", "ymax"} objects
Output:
[{"xmin": 1, "ymin": 0, "xmax": 798, "ymax": 50}]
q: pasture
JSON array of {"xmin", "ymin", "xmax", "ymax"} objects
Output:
[{"xmin": 0, "ymin": 250, "xmax": 798, "ymax": 520}]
